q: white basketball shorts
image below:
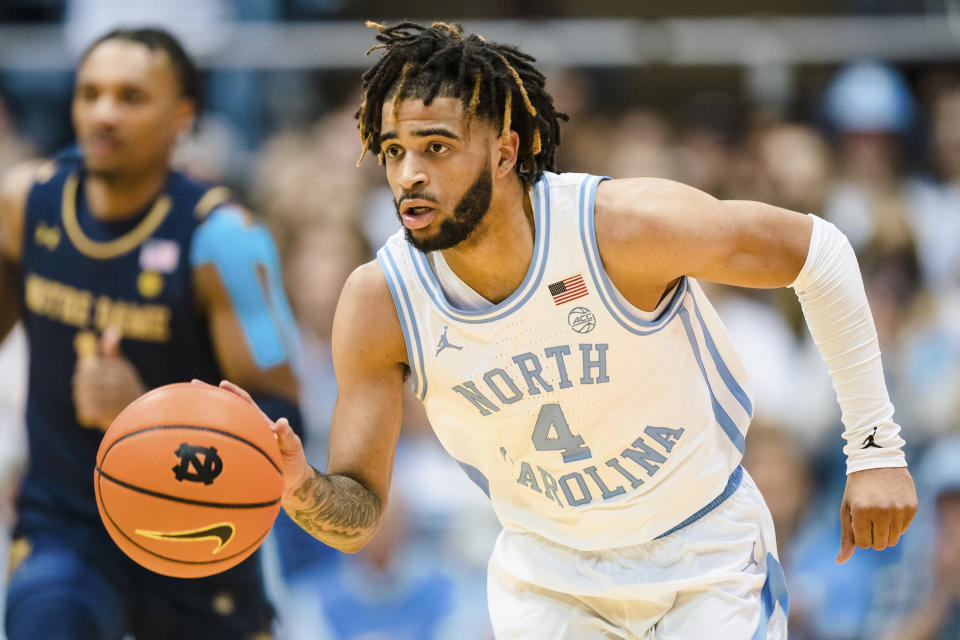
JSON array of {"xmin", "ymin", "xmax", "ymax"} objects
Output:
[{"xmin": 487, "ymin": 467, "xmax": 788, "ymax": 639}]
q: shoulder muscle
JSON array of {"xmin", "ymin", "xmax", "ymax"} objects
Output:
[
  {"xmin": 594, "ymin": 178, "xmax": 720, "ymax": 308},
  {"xmin": 0, "ymin": 160, "xmax": 46, "ymax": 263},
  {"xmin": 595, "ymin": 177, "xmax": 812, "ymax": 292}
]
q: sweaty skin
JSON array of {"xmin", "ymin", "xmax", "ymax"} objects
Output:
[{"xmin": 225, "ymin": 95, "xmax": 915, "ymax": 559}]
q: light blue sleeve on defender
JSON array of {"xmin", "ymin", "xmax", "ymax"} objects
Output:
[{"xmin": 190, "ymin": 207, "xmax": 300, "ymax": 370}]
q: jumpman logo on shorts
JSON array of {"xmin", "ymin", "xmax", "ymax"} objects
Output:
[
  {"xmin": 742, "ymin": 541, "xmax": 760, "ymax": 571},
  {"xmin": 862, "ymin": 426, "xmax": 882, "ymax": 449},
  {"xmin": 435, "ymin": 325, "xmax": 463, "ymax": 357}
]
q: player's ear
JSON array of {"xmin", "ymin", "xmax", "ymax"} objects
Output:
[
  {"xmin": 496, "ymin": 129, "xmax": 520, "ymax": 179},
  {"xmin": 174, "ymin": 97, "xmax": 196, "ymax": 136}
]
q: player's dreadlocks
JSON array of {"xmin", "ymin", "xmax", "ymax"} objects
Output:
[{"xmin": 356, "ymin": 21, "xmax": 567, "ymax": 183}]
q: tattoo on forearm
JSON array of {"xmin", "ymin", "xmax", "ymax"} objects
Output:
[{"xmin": 286, "ymin": 470, "xmax": 383, "ymax": 544}]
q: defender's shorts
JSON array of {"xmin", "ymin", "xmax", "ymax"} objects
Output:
[
  {"xmin": 487, "ymin": 467, "xmax": 788, "ymax": 639},
  {"xmin": 5, "ymin": 517, "xmax": 273, "ymax": 640}
]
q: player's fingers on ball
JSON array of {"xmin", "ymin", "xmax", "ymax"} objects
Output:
[
  {"xmin": 216, "ymin": 380, "xmax": 272, "ymax": 424},
  {"xmin": 219, "ymin": 381, "xmax": 267, "ymax": 418},
  {"xmin": 219, "ymin": 379, "xmax": 251, "ymax": 400},
  {"xmin": 276, "ymin": 419, "xmax": 302, "ymax": 450}
]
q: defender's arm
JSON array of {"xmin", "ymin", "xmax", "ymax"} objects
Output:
[
  {"xmin": 191, "ymin": 206, "xmax": 300, "ymax": 406},
  {"xmin": 0, "ymin": 161, "xmax": 41, "ymax": 343}
]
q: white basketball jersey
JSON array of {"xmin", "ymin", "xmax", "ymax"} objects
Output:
[{"xmin": 377, "ymin": 172, "xmax": 753, "ymax": 551}]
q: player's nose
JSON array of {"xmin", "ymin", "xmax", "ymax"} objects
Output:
[
  {"xmin": 396, "ymin": 155, "xmax": 428, "ymax": 191},
  {"xmin": 87, "ymin": 95, "xmax": 123, "ymax": 126}
]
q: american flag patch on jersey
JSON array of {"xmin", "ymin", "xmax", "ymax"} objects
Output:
[{"xmin": 548, "ymin": 274, "xmax": 588, "ymax": 305}]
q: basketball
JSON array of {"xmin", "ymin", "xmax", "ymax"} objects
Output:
[{"xmin": 93, "ymin": 382, "xmax": 283, "ymax": 578}]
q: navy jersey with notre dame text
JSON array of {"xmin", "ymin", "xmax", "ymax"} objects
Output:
[{"xmin": 17, "ymin": 154, "xmax": 229, "ymax": 530}]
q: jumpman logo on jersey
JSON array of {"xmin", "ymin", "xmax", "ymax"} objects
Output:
[
  {"xmin": 862, "ymin": 426, "xmax": 883, "ymax": 449},
  {"xmin": 742, "ymin": 542, "xmax": 760, "ymax": 571},
  {"xmin": 435, "ymin": 325, "xmax": 463, "ymax": 357}
]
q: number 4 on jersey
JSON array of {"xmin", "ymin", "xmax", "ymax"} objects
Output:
[{"xmin": 531, "ymin": 403, "xmax": 592, "ymax": 463}]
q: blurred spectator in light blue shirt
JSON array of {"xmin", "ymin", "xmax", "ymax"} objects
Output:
[{"xmin": 867, "ymin": 436, "xmax": 960, "ymax": 640}]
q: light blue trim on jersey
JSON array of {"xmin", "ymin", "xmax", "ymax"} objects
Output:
[
  {"xmin": 455, "ymin": 460, "xmax": 490, "ymax": 498},
  {"xmin": 690, "ymin": 294, "xmax": 754, "ymax": 418},
  {"xmin": 377, "ymin": 249, "xmax": 427, "ymax": 400},
  {"xmin": 752, "ymin": 553, "xmax": 790, "ymax": 640},
  {"xmin": 579, "ymin": 175, "xmax": 688, "ymax": 335},
  {"xmin": 404, "ymin": 175, "xmax": 550, "ymax": 324},
  {"xmin": 678, "ymin": 305, "xmax": 746, "ymax": 453},
  {"xmin": 655, "ymin": 465, "xmax": 743, "ymax": 539},
  {"xmin": 190, "ymin": 207, "xmax": 299, "ymax": 370}
]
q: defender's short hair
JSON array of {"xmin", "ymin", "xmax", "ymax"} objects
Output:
[{"xmin": 80, "ymin": 27, "xmax": 201, "ymax": 105}]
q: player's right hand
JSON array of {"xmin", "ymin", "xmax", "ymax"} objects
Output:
[
  {"xmin": 73, "ymin": 327, "xmax": 146, "ymax": 431},
  {"xmin": 210, "ymin": 379, "xmax": 315, "ymax": 500}
]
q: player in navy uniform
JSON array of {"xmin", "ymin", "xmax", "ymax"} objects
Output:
[{"xmin": 0, "ymin": 29, "xmax": 301, "ymax": 639}]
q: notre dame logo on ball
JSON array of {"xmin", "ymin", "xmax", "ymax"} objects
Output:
[
  {"xmin": 567, "ymin": 306, "xmax": 596, "ymax": 334},
  {"xmin": 172, "ymin": 443, "xmax": 223, "ymax": 485}
]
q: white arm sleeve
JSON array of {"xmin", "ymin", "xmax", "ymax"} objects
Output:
[{"xmin": 790, "ymin": 214, "xmax": 907, "ymax": 474}]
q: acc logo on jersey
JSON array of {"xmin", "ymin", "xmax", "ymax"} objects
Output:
[
  {"xmin": 172, "ymin": 443, "xmax": 223, "ymax": 485},
  {"xmin": 567, "ymin": 307, "xmax": 596, "ymax": 334}
]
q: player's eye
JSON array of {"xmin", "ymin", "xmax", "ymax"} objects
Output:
[
  {"xmin": 77, "ymin": 86, "xmax": 98, "ymax": 101},
  {"xmin": 428, "ymin": 142, "xmax": 448, "ymax": 154},
  {"xmin": 383, "ymin": 145, "xmax": 402, "ymax": 159},
  {"xmin": 120, "ymin": 89, "xmax": 145, "ymax": 104}
]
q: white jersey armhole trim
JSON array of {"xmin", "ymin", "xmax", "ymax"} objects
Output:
[
  {"xmin": 578, "ymin": 174, "xmax": 688, "ymax": 335},
  {"xmin": 376, "ymin": 247, "xmax": 428, "ymax": 401}
]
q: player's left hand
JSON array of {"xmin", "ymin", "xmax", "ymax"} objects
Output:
[
  {"xmin": 72, "ymin": 327, "xmax": 146, "ymax": 431},
  {"xmin": 837, "ymin": 466, "xmax": 917, "ymax": 564}
]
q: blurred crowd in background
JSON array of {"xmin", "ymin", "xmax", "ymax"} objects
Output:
[{"xmin": 2, "ymin": 2, "xmax": 960, "ymax": 639}]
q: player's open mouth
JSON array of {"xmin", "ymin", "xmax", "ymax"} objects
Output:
[{"xmin": 400, "ymin": 201, "xmax": 438, "ymax": 229}]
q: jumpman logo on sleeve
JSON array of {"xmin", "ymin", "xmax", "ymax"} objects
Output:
[
  {"xmin": 435, "ymin": 325, "xmax": 463, "ymax": 357},
  {"xmin": 862, "ymin": 426, "xmax": 883, "ymax": 449}
]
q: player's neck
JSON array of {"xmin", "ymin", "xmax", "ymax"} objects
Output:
[
  {"xmin": 440, "ymin": 177, "xmax": 534, "ymax": 304},
  {"xmin": 83, "ymin": 167, "xmax": 169, "ymax": 222}
]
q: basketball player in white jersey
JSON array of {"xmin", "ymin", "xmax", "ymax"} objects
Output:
[{"xmin": 219, "ymin": 21, "xmax": 917, "ymax": 638}]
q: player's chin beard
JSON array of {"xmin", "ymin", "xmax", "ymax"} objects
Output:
[{"xmin": 399, "ymin": 162, "xmax": 493, "ymax": 253}]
